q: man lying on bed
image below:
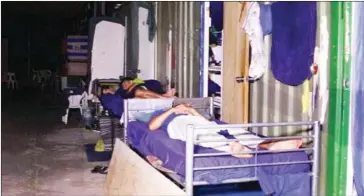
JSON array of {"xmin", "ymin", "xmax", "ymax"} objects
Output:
[
  {"xmin": 100, "ymin": 85, "xmax": 175, "ymax": 117},
  {"xmin": 120, "ymin": 77, "xmax": 176, "ymax": 99},
  {"xmin": 147, "ymin": 104, "xmax": 303, "ymax": 158}
]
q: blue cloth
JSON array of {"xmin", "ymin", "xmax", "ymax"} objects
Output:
[
  {"xmin": 352, "ymin": 3, "xmax": 364, "ymax": 195},
  {"xmin": 100, "ymin": 94, "xmax": 124, "ymax": 118},
  {"xmin": 270, "ymin": 2, "xmax": 316, "ymax": 86},
  {"xmin": 210, "ymin": 2, "xmax": 224, "ymax": 32},
  {"xmin": 144, "ymin": 79, "xmax": 165, "ymax": 94},
  {"xmin": 115, "ymin": 87, "xmax": 125, "ymax": 97},
  {"xmin": 259, "ymin": 3, "xmax": 272, "ymax": 36},
  {"xmin": 208, "ymin": 79, "xmax": 221, "ymax": 96},
  {"xmin": 100, "ymin": 80, "xmax": 164, "ymax": 118}
]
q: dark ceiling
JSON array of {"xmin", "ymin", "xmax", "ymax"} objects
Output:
[{"xmin": 2, "ymin": 1, "xmax": 89, "ymax": 19}]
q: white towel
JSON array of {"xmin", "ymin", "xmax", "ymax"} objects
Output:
[
  {"xmin": 243, "ymin": 2, "xmax": 267, "ymax": 80},
  {"xmin": 167, "ymin": 115, "xmax": 264, "ymax": 150}
]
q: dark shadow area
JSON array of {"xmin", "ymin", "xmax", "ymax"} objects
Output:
[{"xmin": 1, "ymin": 2, "xmax": 107, "ymax": 195}]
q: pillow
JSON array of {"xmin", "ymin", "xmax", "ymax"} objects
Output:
[
  {"xmin": 134, "ymin": 112, "xmax": 155, "ymax": 123},
  {"xmin": 199, "ymin": 111, "xmax": 213, "ymax": 121}
]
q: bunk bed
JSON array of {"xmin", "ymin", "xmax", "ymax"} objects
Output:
[
  {"xmin": 105, "ymin": 97, "xmax": 321, "ymax": 196},
  {"xmin": 87, "ymin": 78, "xmax": 169, "ymax": 151}
]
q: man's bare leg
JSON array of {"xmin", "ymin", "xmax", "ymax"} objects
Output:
[
  {"xmin": 229, "ymin": 141, "xmax": 253, "ymax": 158},
  {"xmin": 228, "ymin": 139, "xmax": 303, "ymax": 159},
  {"xmin": 260, "ymin": 139, "xmax": 303, "ymax": 151}
]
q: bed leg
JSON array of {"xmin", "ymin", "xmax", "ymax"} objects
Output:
[
  {"xmin": 312, "ymin": 121, "xmax": 321, "ymax": 196},
  {"xmin": 185, "ymin": 125, "xmax": 194, "ymax": 196},
  {"xmin": 123, "ymin": 100, "xmax": 129, "ymax": 144}
]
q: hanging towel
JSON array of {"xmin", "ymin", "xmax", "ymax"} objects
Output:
[
  {"xmin": 243, "ymin": 2, "xmax": 267, "ymax": 80},
  {"xmin": 270, "ymin": 2, "xmax": 317, "ymax": 86}
]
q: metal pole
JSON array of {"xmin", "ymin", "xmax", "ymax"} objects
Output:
[
  {"xmin": 27, "ymin": 31, "xmax": 31, "ymax": 78},
  {"xmin": 312, "ymin": 121, "xmax": 321, "ymax": 196},
  {"xmin": 123, "ymin": 99, "xmax": 129, "ymax": 143},
  {"xmin": 209, "ymin": 97, "xmax": 214, "ymax": 119},
  {"xmin": 178, "ymin": 2, "xmax": 183, "ymax": 97},
  {"xmin": 182, "ymin": 2, "xmax": 188, "ymax": 97},
  {"xmin": 124, "ymin": 16, "xmax": 128, "ymax": 76},
  {"xmin": 193, "ymin": 121, "xmax": 316, "ymax": 129},
  {"xmin": 185, "ymin": 125, "xmax": 195, "ymax": 196},
  {"xmin": 93, "ymin": 2, "xmax": 97, "ymax": 17},
  {"xmin": 188, "ymin": 2, "xmax": 194, "ymax": 98},
  {"xmin": 101, "ymin": 1, "xmax": 106, "ymax": 16},
  {"xmin": 203, "ymin": 2, "xmax": 210, "ymax": 97}
]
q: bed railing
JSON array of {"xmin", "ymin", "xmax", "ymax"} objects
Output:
[{"xmin": 185, "ymin": 121, "xmax": 321, "ymax": 196}]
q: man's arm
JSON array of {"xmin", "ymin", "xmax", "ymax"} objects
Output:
[
  {"xmin": 135, "ymin": 89, "xmax": 165, "ymax": 98},
  {"xmin": 148, "ymin": 109, "xmax": 174, "ymax": 131},
  {"xmin": 187, "ymin": 107, "xmax": 209, "ymax": 121},
  {"xmin": 148, "ymin": 104, "xmax": 190, "ymax": 131}
]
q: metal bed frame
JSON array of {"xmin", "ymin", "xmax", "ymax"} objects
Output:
[{"xmin": 122, "ymin": 97, "xmax": 321, "ymax": 196}]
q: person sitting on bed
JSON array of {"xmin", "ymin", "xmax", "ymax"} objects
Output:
[
  {"xmin": 120, "ymin": 77, "xmax": 176, "ymax": 99},
  {"xmin": 147, "ymin": 104, "xmax": 303, "ymax": 158}
]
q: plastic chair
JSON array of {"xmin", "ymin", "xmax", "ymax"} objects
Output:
[
  {"xmin": 6, "ymin": 72, "xmax": 18, "ymax": 90},
  {"xmin": 62, "ymin": 91, "xmax": 88, "ymax": 124},
  {"xmin": 32, "ymin": 69, "xmax": 52, "ymax": 90},
  {"xmin": 40, "ymin": 70, "xmax": 52, "ymax": 81},
  {"xmin": 32, "ymin": 70, "xmax": 40, "ymax": 83}
]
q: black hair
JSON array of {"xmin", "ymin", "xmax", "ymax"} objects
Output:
[
  {"xmin": 101, "ymin": 85, "xmax": 112, "ymax": 92},
  {"xmin": 120, "ymin": 77, "xmax": 134, "ymax": 84}
]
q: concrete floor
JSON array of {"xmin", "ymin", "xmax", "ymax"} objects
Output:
[{"xmin": 1, "ymin": 88, "xmax": 106, "ymax": 196}]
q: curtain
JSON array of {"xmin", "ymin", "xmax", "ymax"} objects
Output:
[{"xmin": 352, "ymin": 2, "xmax": 364, "ymax": 195}]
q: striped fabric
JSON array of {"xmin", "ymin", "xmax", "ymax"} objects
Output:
[
  {"xmin": 67, "ymin": 35, "xmax": 88, "ymax": 61},
  {"xmin": 99, "ymin": 116, "xmax": 123, "ymax": 151}
]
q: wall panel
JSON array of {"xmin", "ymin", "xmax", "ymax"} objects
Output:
[{"xmin": 155, "ymin": 2, "xmax": 201, "ymax": 97}]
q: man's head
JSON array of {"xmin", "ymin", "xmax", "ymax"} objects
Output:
[
  {"xmin": 101, "ymin": 85, "xmax": 115, "ymax": 95},
  {"xmin": 120, "ymin": 77, "xmax": 134, "ymax": 90}
]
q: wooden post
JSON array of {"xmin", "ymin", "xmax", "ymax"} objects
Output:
[{"xmin": 222, "ymin": 2, "xmax": 250, "ymax": 124}]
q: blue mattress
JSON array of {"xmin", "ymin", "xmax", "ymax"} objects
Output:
[{"xmin": 127, "ymin": 121, "xmax": 313, "ymax": 195}]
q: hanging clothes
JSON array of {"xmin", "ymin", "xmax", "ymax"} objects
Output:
[
  {"xmin": 270, "ymin": 2, "xmax": 317, "ymax": 86},
  {"xmin": 146, "ymin": 2, "xmax": 157, "ymax": 42},
  {"xmin": 259, "ymin": 3, "xmax": 272, "ymax": 36},
  {"xmin": 352, "ymin": 2, "xmax": 364, "ymax": 195},
  {"xmin": 243, "ymin": 2, "xmax": 267, "ymax": 80},
  {"xmin": 210, "ymin": 2, "xmax": 224, "ymax": 32},
  {"xmin": 210, "ymin": 1, "xmax": 224, "ymax": 44}
]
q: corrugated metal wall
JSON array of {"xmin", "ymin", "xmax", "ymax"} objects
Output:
[
  {"xmin": 155, "ymin": 2, "xmax": 201, "ymax": 98},
  {"xmin": 249, "ymin": 35, "xmax": 312, "ymax": 144},
  {"xmin": 249, "ymin": 3, "xmax": 329, "ymax": 146},
  {"xmin": 249, "ymin": 3, "xmax": 331, "ymax": 195},
  {"xmin": 156, "ymin": 2, "xmax": 325, "ymax": 147}
]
